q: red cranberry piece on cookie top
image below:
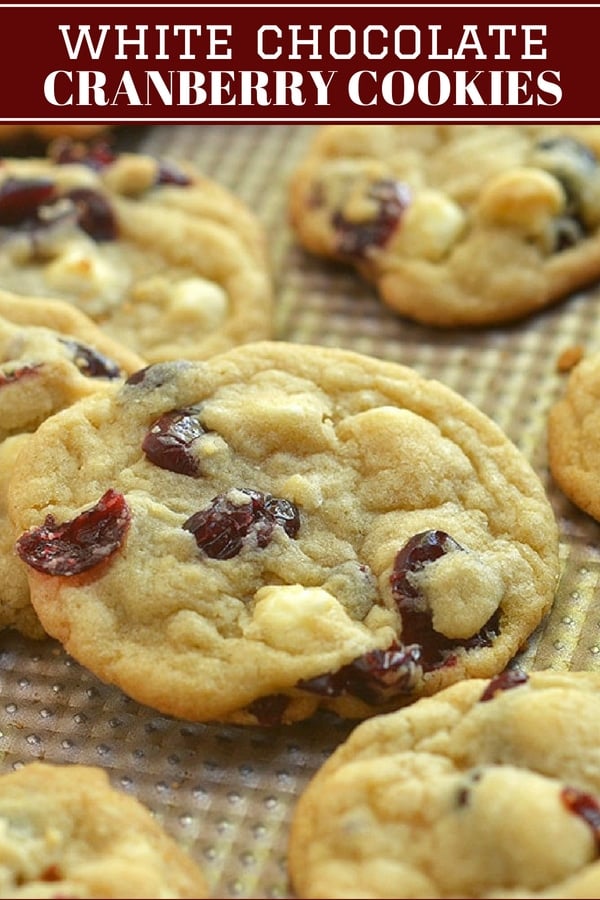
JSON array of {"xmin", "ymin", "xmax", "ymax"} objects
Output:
[
  {"xmin": 0, "ymin": 176, "xmax": 56, "ymax": 225},
  {"xmin": 333, "ymin": 178, "xmax": 411, "ymax": 258},
  {"xmin": 59, "ymin": 338, "xmax": 122, "ymax": 380},
  {"xmin": 183, "ymin": 488, "xmax": 300, "ymax": 559},
  {"xmin": 142, "ymin": 406, "xmax": 208, "ymax": 477},
  {"xmin": 16, "ymin": 489, "xmax": 130, "ymax": 576},
  {"xmin": 0, "ymin": 362, "xmax": 41, "ymax": 387}
]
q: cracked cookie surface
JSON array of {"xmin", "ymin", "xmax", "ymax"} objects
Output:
[
  {"xmin": 0, "ymin": 761, "xmax": 208, "ymax": 898},
  {"xmin": 289, "ymin": 124, "xmax": 600, "ymax": 326},
  {"xmin": 8, "ymin": 342, "xmax": 559, "ymax": 723},
  {"xmin": 0, "ymin": 140, "xmax": 272, "ymax": 361},
  {"xmin": 288, "ymin": 670, "xmax": 600, "ymax": 899}
]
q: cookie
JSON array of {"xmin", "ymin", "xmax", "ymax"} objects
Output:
[
  {"xmin": 0, "ymin": 139, "xmax": 273, "ymax": 361},
  {"xmin": 0, "ymin": 289, "xmax": 145, "ymax": 440},
  {"xmin": 288, "ymin": 670, "xmax": 600, "ymax": 899},
  {"xmin": 0, "ymin": 435, "xmax": 46, "ymax": 638},
  {"xmin": 289, "ymin": 125, "xmax": 600, "ymax": 327},
  {"xmin": 0, "ymin": 761, "xmax": 208, "ymax": 898},
  {"xmin": 0, "ymin": 289, "xmax": 145, "ymax": 638},
  {"xmin": 548, "ymin": 349, "xmax": 600, "ymax": 521},
  {"xmin": 7, "ymin": 341, "xmax": 559, "ymax": 724}
]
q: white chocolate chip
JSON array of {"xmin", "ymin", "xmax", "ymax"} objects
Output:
[
  {"xmin": 102, "ymin": 154, "xmax": 157, "ymax": 195},
  {"xmin": 194, "ymin": 432, "xmax": 229, "ymax": 459},
  {"xmin": 244, "ymin": 584, "xmax": 374, "ymax": 655},
  {"xmin": 476, "ymin": 167, "xmax": 564, "ymax": 232},
  {"xmin": 168, "ymin": 278, "xmax": 228, "ymax": 330},
  {"xmin": 390, "ymin": 189, "xmax": 466, "ymax": 261},
  {"xmin": 419, "ymin": 551, "xmax": 504, "ymax": 640},
  {"xmin": 44, "ymin": 242, "xmax": 127, "ymax": 317},
  {"xmin": 280, "ymin": 473, "xmax": 324, "ymax": 510}
]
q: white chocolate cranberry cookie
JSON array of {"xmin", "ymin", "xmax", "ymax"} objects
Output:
[
  {"xmin": 289, "ymin": 125, "xmax": 600, "ymax": 327},
  {"xmin": 0, "ymin": 289, "xmax": 144, "ymax": 440},
  {"xmin": 289, "ymin": 670, "xmax": 600, "ymax": 899},
  {"xmin": 0, "ymin": 139, "xmax": 272, "ymax": 361},
  {"xmin": 8, "ymin": 342, "xmax": 559, "ymax": 724},
  {"xmin": 0, "ymin": 289, "xmax": 145, "ymax": 638},
  {"xmin": 548, "ymin": 349, "xmax": 600, "ymax": 521},
  {"xmin": 0, "ymin": 434, "xmax": 46, "ymax": 639},
  {"xmin": 0, "ymin": 761, "xmax": 208, "ymax": 898}
]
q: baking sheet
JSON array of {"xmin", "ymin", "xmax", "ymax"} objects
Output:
[{"xmin": 2, "ymin": 124, "xmax": 600, "ymax": 898}]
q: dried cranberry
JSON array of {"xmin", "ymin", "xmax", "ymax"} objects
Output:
[
  {"xmin": 246, "ymin": 693, "xmax": 290, "ymax": 726},
  {"xmin": 479, "ymin": 669, "xmax": 529, "ymax": 702},
  {"xmin": 52, "ymin": 139, "xmax": 117, "ymax": 170},
  {"xmin": 64, "ymin": 187, "xmax": 118, "ymax": 242},
  {"xmin": 391, "ymin": 530, "xmax": 500, "ymax": 671},
  {"xmin": 156, "ymin": 161, "xmax": 192, "ymax": 186},
  {"xmin": 59, "ymin": 339, "xmax": 121, "ymax": 379},
  {"xmin": 333, "ymin": 179, "xmax": 410, "ymax": 257},
  {"xmin": 0, "ymin": 176, "xmax": 56, "ymax": 225},
  {"xmin": 41, "ymin": 865, "xmax": 62, "ymax": 882},
  {"xmin": 16, "ymin": 488, "xmax": 130, "ymax": 576},
  {"xmin": 394, "ymin": 604, "xmax": 499, "ymax": 671},
  {"xmin": 0, "ymin": 363, "xmax": 41, "ymax": 386},
  {"xmin": 457, "ymin": 611, "xmax": 500, "ymax": 651},
  {"xmin": 298, "ymin": 642, "xmax": 422, "ymax": 705},
  {"xmin": 142, "ymin": 407, "xmax": 206, "ymax": 476},
  {"xmin": 562, "ymin": 786, "xmax": 600, "ymax": 850},
  {"xmin": 183, "ymin": 489, "xmax": 300, "ymax": 559},
  {"xmin": 0, "ymin": 177, "xmax": 118, "ymax": 243}
]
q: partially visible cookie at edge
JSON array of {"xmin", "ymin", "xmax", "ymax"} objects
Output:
[
  {"xmin": 0, "ymin": 140, "xmax": 273, "ymax": 361},
  {"xmin": 8, "ymin": 341, "xmax": 559, "ymax": 724},
  {"xmin": 548, "ymin": 349, "xmax": 600, "ymax": 521},
  {"xmin": 0, "ymin": 761, "xmax": 209, "ymax": 898},
  {"xmin": 289, "ymin": 124, "xmax": 600, "ymax": 327},
  {"xmin": 0, "ymin": 289, "xmax": 145, "ymax": 639},
  {"xmin": 288, "ymin": 670, "xmax": 600, "ymax": 899},
  {"xmin": 0, "ymin": 434, "xmax": 48, "ymax": 638}
]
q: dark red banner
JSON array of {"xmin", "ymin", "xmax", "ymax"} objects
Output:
[{"xmin": 0, "ymin": 4, "xmax": 596, "ymax": 123}]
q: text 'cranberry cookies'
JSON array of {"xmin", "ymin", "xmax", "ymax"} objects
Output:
[
  {"xmin": 289, "ymin": 124, "xmax": 600, "ymax": 327},
  {"xmin": 0, "ymin": 140, "xmax": 273, "ymax": 361},
  {"xmin": 8, "ymin": 342, "xmax": 559, "ymax": 724}
]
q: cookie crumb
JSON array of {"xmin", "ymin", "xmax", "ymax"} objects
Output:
[{"xmin": 556, "ymin": 345, "xmax": 584, "ymax": 373}]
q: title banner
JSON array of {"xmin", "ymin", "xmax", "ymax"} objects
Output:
[{"xmin": 0, "ymin": 4, "xmax": 597, "ymax": 123}]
